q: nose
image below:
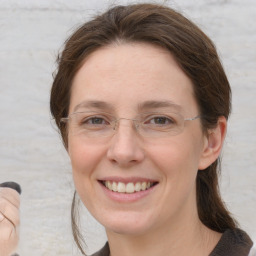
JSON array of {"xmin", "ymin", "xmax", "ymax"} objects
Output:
[{"xmin": 107, "ymin": 120, "xmax": 145, "ymax": 167}]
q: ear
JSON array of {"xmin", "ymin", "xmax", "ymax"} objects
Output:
[{"xmin": 198, "ymin": 116, "xmax": 227, "ymax": 170}]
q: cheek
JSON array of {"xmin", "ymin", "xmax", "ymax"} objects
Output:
[
  {"xmin": 68, "ymin": 138, "xmax": 107, "ymax": 208},
  {"xmin": 68, "ymin": 137, "xmax": 105, "ymax": 181},
  {"xmin": 147, "ymin": 134, "xmax": 204, "ymax": 181}
]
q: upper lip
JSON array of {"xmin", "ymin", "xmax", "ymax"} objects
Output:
[{"xmin": 98, "ymin": 176, "xmax": 159, "ymax": 184}]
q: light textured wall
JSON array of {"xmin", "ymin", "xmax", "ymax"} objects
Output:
[{"xmin": 0, "ymin": 0, "xmax": 255, "ymax": 255}]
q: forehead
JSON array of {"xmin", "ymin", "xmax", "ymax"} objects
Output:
[{"xmin": 70, "ymin": 43, "xmax": 198, "ymax": 115}]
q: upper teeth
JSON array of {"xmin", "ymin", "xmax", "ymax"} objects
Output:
[{"xmin": 104, "ymin": 181, "xmax": 153, "ymax": 193}]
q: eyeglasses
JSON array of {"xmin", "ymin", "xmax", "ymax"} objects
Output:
[{"xmin": 60, "ymin": 111, "xmax": 201, "ymax": 138}]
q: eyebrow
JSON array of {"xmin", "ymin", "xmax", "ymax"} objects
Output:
[
  {"xmin": 72, "ymin": 100, "xmax": 183, "ymax": 113},
  {"xmin": 138, "ymin": 100, "xmax": 183, "ymax": 112},
  {"xmin": 73, "ymin": 100, "xmax": 115, "ymax": 112}
]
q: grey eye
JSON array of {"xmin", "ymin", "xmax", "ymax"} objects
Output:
[
  {"xmin": 88, "ymin": 117, "xmax": 106, "ymax": 124},
  {"xmin": 80, "ymin": 116, "xmax": 109, "ymax": 126},
  {"xmin": 153, "ymin": 117, "xmax": 169, "ymax": 124},
  {"xmin": 148, "ymin": 116, "xmax": 175, "ymax": 125}
]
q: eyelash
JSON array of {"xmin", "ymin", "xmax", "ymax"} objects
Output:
[
  {"xmin": 145, "ymin": 116, "xmax": 175, "ymax": 125},
  {"xmin": 79, "ymin": 115, "xmax": 176, "ymax": 126},
  {"xmin": 81, "ymin": 116, "xmax": 109, "ymax": 125}
]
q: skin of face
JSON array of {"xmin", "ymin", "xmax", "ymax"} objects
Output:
[{"xmin": 68, "ymin": 43, "xmax": 223, "ymax": 239}]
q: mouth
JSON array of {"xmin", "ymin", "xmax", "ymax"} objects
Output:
[{"xmin": 100, "ymin": 180, "xmax": 158, "ymax": 194}]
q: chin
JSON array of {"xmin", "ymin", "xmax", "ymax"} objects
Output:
[
  {"xmin": 106, "ymin": 223, "xmax": 151, "ymax": 236},
  {"xmin": 99, "ymin": 211, "xmax": 155, "ymax": 236}
]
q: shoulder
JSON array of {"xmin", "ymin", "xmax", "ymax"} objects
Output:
[
  {"xmin": 210, "ymin": 228, "xmax": 253, "ymax": 256},
  {"xmin": 90, "ymin": 242, "xmax": 110, "ymax": 256}
]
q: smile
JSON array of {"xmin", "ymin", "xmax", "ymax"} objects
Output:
[{"xmin": 102, "ymin": 181, "xmax": 157, "ymax": 193}]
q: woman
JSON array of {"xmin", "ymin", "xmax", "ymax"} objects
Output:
[
  {"xmin": 49, "ymin": 3, "xmax": 254, "ymax": 256},
  {"xmin": 0, "ymin": 3, "xmax": 254, "ymax": 255},
  {"xmin": 1, "ymin": 3, "xmax": 255, "ymax": 256}
]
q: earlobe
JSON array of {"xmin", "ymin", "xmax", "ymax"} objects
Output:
[{"xmin": 198, "ymin": 116, "xmax": 227, "ymax": 170}]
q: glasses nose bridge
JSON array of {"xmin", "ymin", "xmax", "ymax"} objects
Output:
[{"xmin": 113, "ymin": 117, "xmax": 139, "ymax": 131}]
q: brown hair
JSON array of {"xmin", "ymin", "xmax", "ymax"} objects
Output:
[{"xmin": 50, "ymin": 3, "xmax": 237, "ymax": 255}]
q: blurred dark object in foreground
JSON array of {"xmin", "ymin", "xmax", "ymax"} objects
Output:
[{"xmin": 0, "ymin": 182, "xmax": 22, "ymax": 194}]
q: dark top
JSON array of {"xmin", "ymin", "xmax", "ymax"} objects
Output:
[{"xmin": 91, "ymin": 228, "xmax": 253, "ymax": 256}]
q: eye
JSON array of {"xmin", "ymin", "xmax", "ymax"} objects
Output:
[
  {"xmin": 76, "ymin": 113, "xmax": 111, "ymax": 128},
  {"xmin": 152, "ymin": 117, "xmax": 172, "ymax": 125},
  {"xmin": 85, "ymin": 117, "xmax": 107, "ymax": 125},
  {"xmin": 146, "ymin": 116, "xmax": 175, "ymax": 126}
]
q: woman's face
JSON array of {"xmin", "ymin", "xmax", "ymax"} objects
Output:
[{"xmin": 68, "ymin": 43, "xmax": 210, "ymax": 236}]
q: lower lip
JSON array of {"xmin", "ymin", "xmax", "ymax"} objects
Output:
[{"xmin": 99, "ymin": 182, "xmax": 157, "ymax": 203}]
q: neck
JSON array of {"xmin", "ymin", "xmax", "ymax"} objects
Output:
[{"xmin": 106, "ymin": 212, "xmax": 222, "ymax": 256}]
